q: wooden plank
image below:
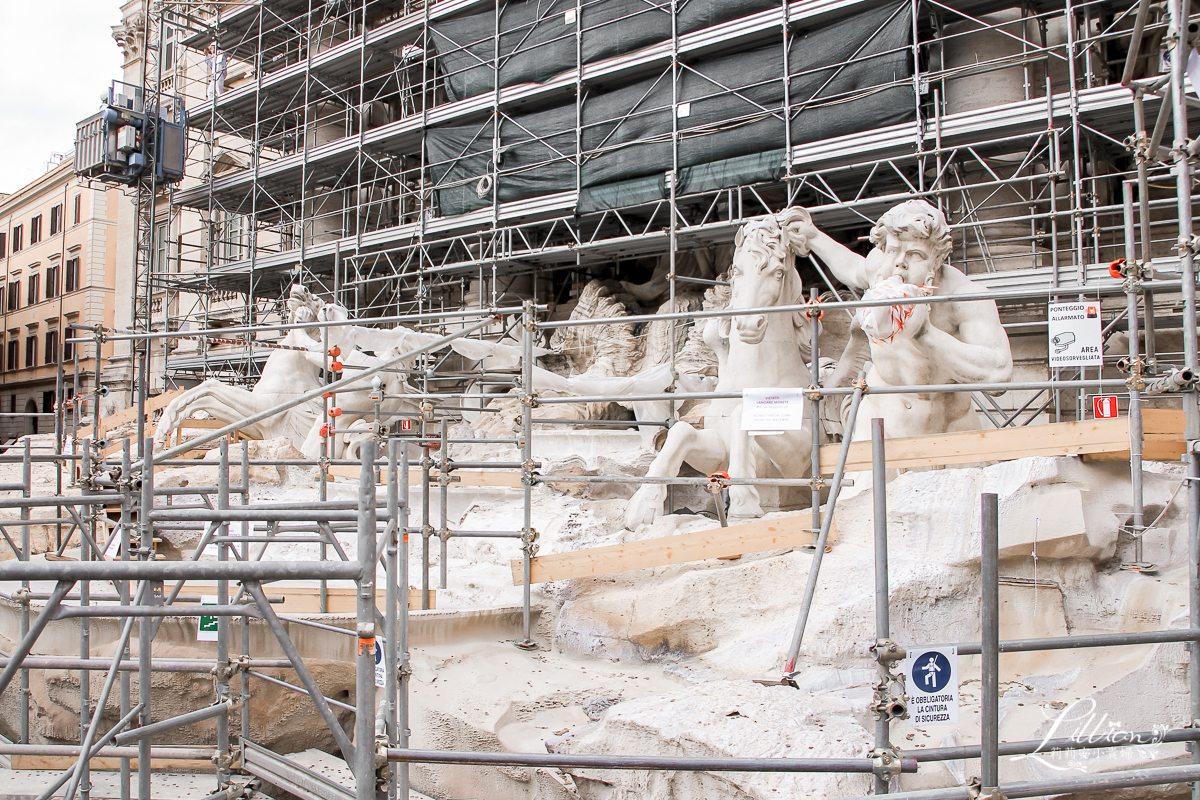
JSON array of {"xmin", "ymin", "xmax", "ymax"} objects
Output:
[
  {"xmin": 511, "ymin": 515, "xmax": 813, "ymax": 585},
  {"xmin": 78, "ymin": 388, "xmax": 185, "ymax": 439},
  {"xmin": 816, "ymin": 416, "xmax": 1155, "ymax": 472},
  {"xmin": 178, "ymin": 583, "xmax": 432, "ymax": 612},
  {"xmin": 1142, "ymin": 409, "xmax": 1186, "ymax": 434},
  {"xmin": 10, "ymin": 755, "xmax": 214, "ymax": 771}
]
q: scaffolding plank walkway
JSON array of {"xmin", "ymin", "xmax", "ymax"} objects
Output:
[
  {"xmin": 817, "ymin": 411, "xmax": 1184, "ymax": 473},
  {"xmin": 511, "ymin": 516, "xmax": 811, "ymax": 585}
]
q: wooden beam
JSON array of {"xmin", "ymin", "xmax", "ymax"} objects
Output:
[
  {"xmin": 511, "ymin": 515, "xmax": 814, "ymax": 585},
  {"xmin": 177, "ymin": 583, "xmax": 433, "ymax": 612},
  {"xmin": 817, "ymin": 413, "xmax": 1185, "ymax": 473},
  {"xmin": 78, "ymin": 388, "xmax": 185, "ymax": 440},
  {"xmin": 10, "ymin": 755, "xmax": 215, "ymax": 771}
]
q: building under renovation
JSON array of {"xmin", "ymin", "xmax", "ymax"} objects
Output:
[{"xmin": 0, "ymin": 0, "xmax": 1197, "ymax": 797}]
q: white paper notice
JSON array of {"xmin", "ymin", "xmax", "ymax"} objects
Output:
[
  {"xmin": 741, "ymin": 388, "xmax": 806, "ymax": 432},
  {"xmin": 1047, "ymin": 302, "xmax": 1103, "ymax": 368}
]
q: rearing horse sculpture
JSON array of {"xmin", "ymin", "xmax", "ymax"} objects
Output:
[{"xmin": 625, "ymin": 209, "xmax": 818, "ymax": 528}]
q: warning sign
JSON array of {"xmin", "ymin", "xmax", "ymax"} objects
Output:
[
  {"xmin": 1092, "ymin": 395, "xmax": 1119, "ymax": 419},
  {"xmin": 197, "ymin": 596, "xmax": 218, "ymax": 642},
  {"xmin": 905, "ymin": 646, "xmax": 959, "ymax": 725},
  {"xmin": 740, "ymin": 388, "xmax": 805, "ymax": 433},
  {"xmin": 375, "ymin": 636, "xmax": 386, "ymax": 687},
  {"xmin": 1048, "ymin": 302, "xmax": 1103, "ymax": 367}
]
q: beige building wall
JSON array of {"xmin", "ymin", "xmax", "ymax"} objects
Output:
[{"xmin": 0, "ymin": 161, "xmax": 119, "ymax": 441}]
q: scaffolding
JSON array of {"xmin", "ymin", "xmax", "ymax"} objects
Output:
[{"xmin": 8, "ymin": 0, "xmax": 1199, "ymax": 795}]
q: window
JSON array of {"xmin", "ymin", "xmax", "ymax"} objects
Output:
[
  {"xmin": 26, "ymin": 274, "xmax": 38, "ymax": 306},
  {"xmin": 7, "ymin": 281, "xmax": 18, "ymax": 311},
  {"xmin": 4, "ymin": 340, "xmax": 15, "ymax": 372},
  {"xmin": 65, "ymin": 257, "xmax": 80, "ymax": 293},
  {"xmin": 63, "ymin": 330, "xmax": 74, "ymax": 363},
  {"xmin": 0, "ymin": 232, "xmax": 6, "ymax": 259},
  {"xmin": 44, "ymin": 331, "xmax": 57, "ymax": 365},
  {"xmin": 24, "ymin": 334, "xmax": 35, "ymax": 368},
  {"xmin": 41, "ymin": 391, "xmax": 54, "ymax": 414},
  {"xmin": 73, "ymin": 194, "xmax": 81, "ymax": 226},
  {"xmin": 49, "ymin": 205, "xmax": 62, "ymax": 237},
  {"xmin": 153, "ymin": 220, "xmax": 171, "ymax": 273},
  {"xmin": 29, "ymin": 216, "xmax": 41, "ymax": 245},
  {"xmin": 219, "ymin": 214, "xmax": 245, "ymax": 264},
  {"xmin": 12, "ymin": 225, "xmax": 22, "ymax": 253},
  {"xmin": 45, "ymin": 264, "xmax": 57, "ymax": 299}
]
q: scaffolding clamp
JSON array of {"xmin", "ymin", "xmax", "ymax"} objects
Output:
[
  {"xmin": 967, "ymin": 779, "xmax": 1006, "ymax": 800},
  {"xmin": 437, "ymin": 527, "xmax": 451, "ymax": 543},
  {"xmin": 521, "ymin": 392, "xmax": 539, "ymax": 408},
  {"xmin": 806, "ymin": 384, "xmax": 822, "ymax": 402},
  {"xmin": 870, "ymin": 638, "xmax": 906, "ymax": 667},
  {"xmin": 521, "ymin": 527, "xmax": 540, "ymax": 558},
  {"xmin": 870, "ymin": 672, "xmax": 909, "ymax": 721},
  {"xmin": 869, "ymin": 746, "xmax": 905, "ymax": 778},
  {"xmin": 419, "ymin": 524, "xmax": 436, "ymax": 540},
  {"xmin": 1177, "ymin": 234, "xmax": 1200, "ymax": 258}
]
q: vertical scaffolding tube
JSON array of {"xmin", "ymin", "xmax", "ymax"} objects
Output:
[
  {"xmin": 809, "ymin": 289, "xmax": 822, "ymax": 548},
  {"xmin": 520, "ymin": 301, "xmax": 535, "ymax": 648},
  {"xmin": 384, "ymin": 439, "xmax": 399, "ymax": 800},
  {"xmin": 19, "ymin": 438, "xmax": 30, "ymax": 745},
  {"xmin": 981, "ymin": 492, "xmax": 1000, "ymax": 794},
  {"xmin": 872, "ymin": 418, "xmax": 890, "ymax": 796},
  {"xmin": 1122, "ymin": 181, "xmax": 1147, "ymax": 567},
  {"xmin": 1189, "ymin": 448, "xmax": 1200, "ymax": 800},
  {"xmin": 119, "ymin": 440, "xmax": 132, "ymax": 800},
  {"xmin": 79, "ymin": 444, "xmax": 92, "ymax": 800},
  {"xmin": 439, "ymin": 419, "xmax": 448, "ymax": 590},
  {"xmin": 138, "ymin": 437, "xmax": 154, "ymax": 800},
  {"xmin": 1169, "ymin": 0, "xmax": 1198, "ymax": 438},
  {"xmin": 355, "ymin": 440, "xmax": 379, "ymax": 800},
  {"xmin": 239, "ymin": 440, "xmax": 251, "ymax": 741},
  {"xmin": 215, "ymin": 440, "xmax": 231, "ymax": 790},
  {"xmin": 398, "ymin": 441, "xmax": 411, "ymax": 799}
]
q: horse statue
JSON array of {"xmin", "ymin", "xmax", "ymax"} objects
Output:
[
  {"xmin": 153, "ymin": 286, "xmax": 415, "ymax": 458},
  {"xmin": 624, "ymin": 209, "xmax": 820, "ymax": 528}
]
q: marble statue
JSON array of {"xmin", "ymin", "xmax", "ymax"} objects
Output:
[
  {"xmin": 625, "ymin": 209, "xmax": 820, "ymax": 528},
  {"xmin": 154, "ymin": 287, "xmax": 415, "ymax": 458},
  {"xmin": 797, "ymin": 199, "xmax": 1013, "ymax": 439}
]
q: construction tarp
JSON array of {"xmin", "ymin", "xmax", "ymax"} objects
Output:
[
  {"xmin": 427, "ymin": 2, "xmax": 913, "ymax": 216},
  {"xmin": 429, "ymin": 0, "xmax": 783, "ymax": 102}
]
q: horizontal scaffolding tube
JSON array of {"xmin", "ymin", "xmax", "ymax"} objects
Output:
[
  {"xmin": 836, "ymin": 763, "xmax": 1200, "ymax": 800},
  {"xmin": 112, "ymin": 702, "xmax": 233, "ymax": 745},
  {"xmin": 910, "ymin": 725, "xmax": 1200, "ymax": 762},
  {"xmin": 54, "ymin": 605, "xmax": 259, "ymax": 619},
  {"xmin": 0, "ymin": 656, "xmax": 291, "ymax": 672},
  {"xmin": 148, "ymin": 509, "xmax": 372, "ymax": 522},
  {"xmin": 0, "ymin": 561, "xmax": 362, "ymax": 581},
  {"xmin": 532, "ymin": 379, "xmax": 1125, "ymax": 405},
  {"xmin": 0, "ymin": 743, "xmax": 213, "ymax": 759},
  {"xmin": 247, "ymin": 670, "xmax": 356, "ymax": 713},
  {"xmin": 536, "ymin": 279, "xmax": 1189, "ymax": 331},
  {"xmin": 948, "ymin": 627, "xmax": 1200, "ymax": 655},
  {"xmin": 82, "ymin": 304, "xmax": 538, "ymax": 343},
  {"xmin": 536, "ymin": 474, "xmax": 820, "ymax": 487},
  {"xmin": 385, "ymin": 749, "xmax": 917, "ymax": 773}
]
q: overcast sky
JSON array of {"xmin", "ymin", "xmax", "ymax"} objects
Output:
[{"xmin": 0, "ymin": 2, "xmax": 125, "ymax": 194}]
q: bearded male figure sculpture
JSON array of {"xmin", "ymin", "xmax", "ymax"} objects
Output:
[{"xmin": 798, "ymin": 199, "xmax": 1013, "ymax": 438}]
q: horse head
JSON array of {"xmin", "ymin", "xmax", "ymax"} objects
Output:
[{"xmin": 724, "ymin": 208, "xmax": 813, "ymax": 346}]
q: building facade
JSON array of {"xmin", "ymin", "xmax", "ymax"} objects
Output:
[{"xmin": 0, "ymin": 160, "xmax": 118, "ymax": 440}]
